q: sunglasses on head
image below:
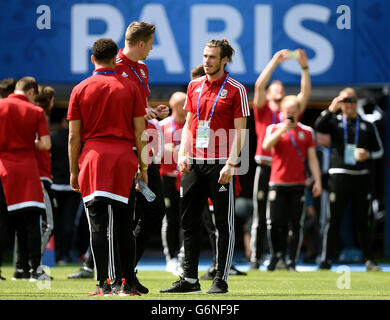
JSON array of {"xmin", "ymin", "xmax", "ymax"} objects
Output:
[{"xmin": 342, "ymin": 97, "xmax": 357, "ymax": 103}]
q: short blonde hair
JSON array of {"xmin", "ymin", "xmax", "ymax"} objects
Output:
[
  {"xmin": 339, "ymin": 87, "xmax": 357, "ymax": 97},
  {"xmin": 280, "ymin": 95, "xmax": 301, "ymax": 111},
  {"xmin": 125, "ymin": 21, "xmax": 155, "ymax": 45}
]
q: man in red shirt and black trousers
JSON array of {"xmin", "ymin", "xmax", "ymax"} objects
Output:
[
  {"xmin": 0, "ymin": 77, "xmax": 51, "ymax": 281},
  {"xmin": 115, "ymin": 21, "xmax": 169, "ymax": 294},
  {"xmin": 263, "ymin": 95, "xmax": 322, "ymax": 272},
  {"xmin": 68, "ymin": 38, "xmax": 147, "ymax": 296},
  {"xmin": 161, "ymin": 39, "xmax": 250, "ymax": 294}
]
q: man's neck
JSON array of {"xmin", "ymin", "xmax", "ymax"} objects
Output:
[
  {"xmin": 268, "ymin": 101, "xmax": 280, "ymax": 112},
  {"xmin": 206, "ymin": 69, "xmax": 226, "ymax": 82},
  {"xmin": 13, "ymin": 90, "xmax": 26, "ymax": 96},
  {"xmin": 122, "ymin": 46, "xmax": 140, "ymax": 63},
  {"xmin": 172, "ymin": 113, "xmax": 186, "ymax": 124},
  {"xmin": 94, "ymin": 62, "xmax": 115, "ymax": 70}
]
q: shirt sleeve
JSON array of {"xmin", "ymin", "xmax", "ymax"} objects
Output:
[
  {"xmin": 132, "ymin": 85, "xmax": 147, "ymax": 118},
  {"xmin": 314, "ymin": 109, "xmax": 336, "ymax": 135},
  {"xmin": 67, "ymin": 87, "xmax": 81, "ymax": 121},
  {"xmin": 307, "ymin": 127, "xmax": 316, "ymax": 149},
  {"xmin": 368, "ymin": 122, "xmax": 384, "ymax": 159},
  {"xmin": 37, "ymin": 109, "xmax": 50, "ymax": 137},
  {"xmin": 233, "ymin": 84, "xmax": 250, "ymax": 119},
  {"xmin": 184, "ymin": 82, "xmax": 194, "ymax": 113}
]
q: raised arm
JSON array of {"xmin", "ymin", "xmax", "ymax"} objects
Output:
[
  {"xmin": 253, "ymin": 49, "xmax": 289, "ymax": 109},
  {"xmin": 296, "ymin": 49, "xmax": 311, "ymax": 114}
]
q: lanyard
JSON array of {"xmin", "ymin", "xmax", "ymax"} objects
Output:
[
  {"xmin": 196, "ymin": 73, "xmax": 229, "ymax": 122},
  {"xmin": 343, "ymin": 115, "xmax": 360, "ymax": 145},
  {"xmin": 93, "ymin": 70, "xmax": 116, "ymax": 75},
  {"xmin": 171, "ymin": 117, "xmax": 179, "ymax": 145},
  {"xmin": 272, "ymin": 111, "xmax": 277, "ymax": 124},
  {"xmin": 130, "ymin": 67, "xmax": 148, "ymax": 94},
  {"xmin": 287, "ymin": 130, "xmax": 304, "ymax": 162}
]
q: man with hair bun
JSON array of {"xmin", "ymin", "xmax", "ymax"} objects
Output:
[{"xmin": 161, "ymin": 38, "xmax": 250, "ymax": 294}]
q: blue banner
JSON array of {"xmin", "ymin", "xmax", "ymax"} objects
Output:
[{"xmin": 0, "ymin": 0, "xmax": 389, "ymax": 85}]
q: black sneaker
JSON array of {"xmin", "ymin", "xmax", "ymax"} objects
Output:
[
  {"xmin": 88, "ymin": 279, "xmax": 113, "ymax": 296},
  {"xmin": 319, "ymin": 261, "xmax": 332, "ymax": 270},
  {"xmin": 134, "ymin": 270, "xmax": 149, "ymax": 294},
  {"xmin": 229, "ymin": 265, "xmax": 247, "ymax": 276},
  {"xmin": 267, "ymin": 256, "xmax": 279, "ymax": 271},
  {"xmin": 160, "ymin": 277, "xmax": 201, "ymax": 293},
  {"xmin": 68, "ymin": 267, "xmax": 94, "ymax": 279},
  {"xmin": 119, "ymin": 278, "xmax": 141, "ymax": 296},
  {"xmin": 12, "ymin": 269, "xmax": 30, "ymax": 280},
  {"xmin": 207, "ymin": 278, "xmax": 228, "ymax": 294}
]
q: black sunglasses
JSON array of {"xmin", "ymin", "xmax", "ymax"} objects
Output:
[{"xmin": 342, "ymin": 97, "xmax": 357, "ymax": 103}]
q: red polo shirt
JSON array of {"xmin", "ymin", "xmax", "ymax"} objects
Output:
[
  {"xmin": 184, "ymin": 72, "xmax": 250, "ymax": 159},
  {"xmin": 116, "ymin": 49, "xmax": 150, "ymax": 109},
  {"xmin": 67, "ymin": 68, "xmax": 145, "ymax": 146},
  {"xmin": 253, "ymin": 102, "xmax": 281, "ymax": 163},
  {"xmin": 0, "ymin": 93, "xmax": 49, "ymax": 211},
  {"xmin": 159, "ymin": 115, "xmax": 185, "ymax": 177},
  {"xmin": 266, "ymin": 122, "xmax": 315, "ymax": 185},
  {"xmin": 67, "ymin": 68, "xmax": 146, "ymax": 205}
]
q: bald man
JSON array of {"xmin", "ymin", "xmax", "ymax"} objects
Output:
[{"xmin": 159, "ymin": 92, "xmax": 187, "ymax": 276}]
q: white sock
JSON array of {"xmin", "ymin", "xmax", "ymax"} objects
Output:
[{"xmin": 184, "ymin": 277, "xmax": 197, "ymax": 284}]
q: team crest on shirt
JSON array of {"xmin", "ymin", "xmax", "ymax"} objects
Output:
[
  {"xmin": 298, "ymin": 131, "xmax": 305, "ymax": 140},
  {"xmin": 140, "ymin": 69, "xmax": 146, "ymax": 78},
  {"xmin": 121, "ymin": 72, "xmax": 128, "ymax": 78},
  {"xmin": 220, "ymin": 89, "xmax": 228, "ymax": 98}
]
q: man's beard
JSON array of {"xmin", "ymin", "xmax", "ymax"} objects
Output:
[{"xmin": 205, "ymin": 61, "xmax": 222, "ymax": 75}]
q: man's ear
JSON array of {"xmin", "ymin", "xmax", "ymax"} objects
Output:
[
  {"xmin": 221, "ymin": 56, "xmax": 228, "ymax": 68},
  {"xmin": 91, "ymin": 55, "xmax": 95, "ymax": 65},
  {"xmin": 138, "ymin": 40, "xmax": 145, "ymax": 49},
  {"xmin": 26, "ymin": 88, "xmax": 36, "ymax": 103}
]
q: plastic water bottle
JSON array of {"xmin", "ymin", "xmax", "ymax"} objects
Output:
[{"xmin": 136, "ymin": 180, "xmax": 156, "ymax": 202}]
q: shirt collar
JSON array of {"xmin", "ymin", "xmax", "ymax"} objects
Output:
[
  {"xmin": 118, "ymin": 49, "xmax": 137, "ymax": 67},
  {"xmin": 205, "ymin": 71, "xmax": 228, "ymax": 86},
  {"xmin": 8, "ymin": 93, "xmax": 29, "ymax": 102},
  {"xmin": 94, "ymin": 67, "xmax": 116, "ymax": 74}
]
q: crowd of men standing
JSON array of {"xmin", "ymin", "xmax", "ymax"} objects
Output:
[{"xmin": 0, "ymin": 19, "xmax": 385, "ymax": 295}]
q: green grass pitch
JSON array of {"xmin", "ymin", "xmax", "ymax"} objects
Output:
[{"xmin": 0, "ymin": 264, "xmax": 389, "ymax": 300}]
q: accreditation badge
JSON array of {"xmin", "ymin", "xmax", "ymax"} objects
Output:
[
  {"xmin": 344, "ymin": 144, "xmax": 356, "ymax": 165},
  {"xmin": 196, "ymin": 120, "xmax": 210, "ymax": 148}
]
